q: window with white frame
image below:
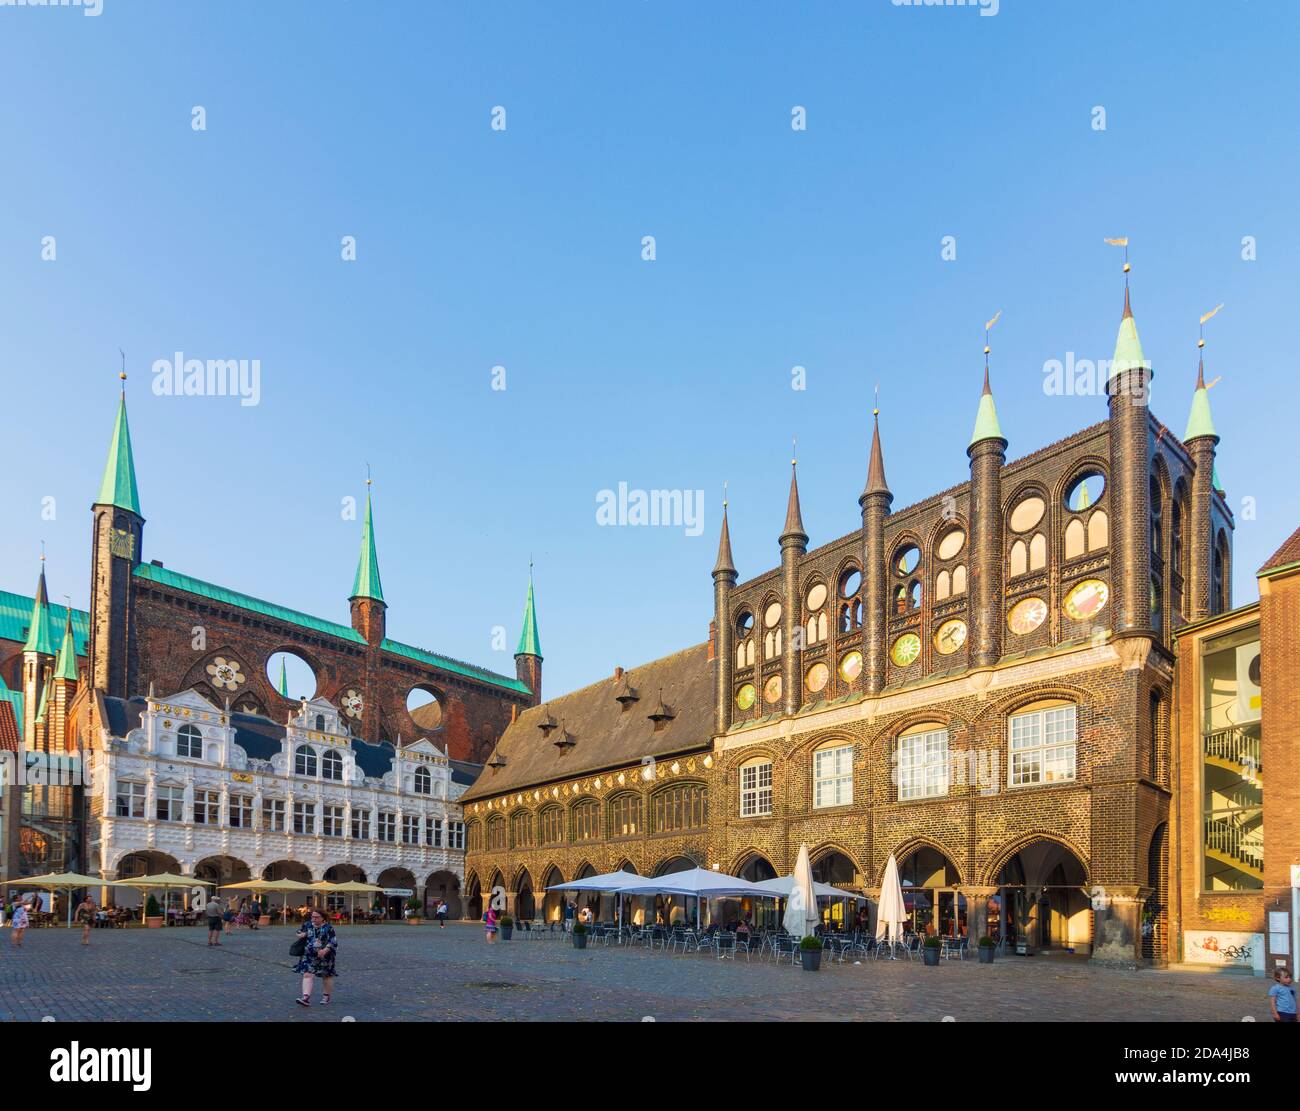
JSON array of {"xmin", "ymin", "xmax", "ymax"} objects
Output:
[
  {"xmin": 323, "ymin": 805, "xmax": 345, "ymax": 837},
  {"xmin": 115, "ymin": 780, "xmax": 145, "ymax": 818},
  {"xmin": 414, "ymin": 766, "xmax": 432, "ymax": 795},
  {"xmin": 293, "ymin": 800, "xmax": 316, "ymax": 835},
  {"xmin": 176, "ymin": 724, "xmax": 203, "ymax": 759},
  {"xmin": 1009, "ymin": 704, "xmax": 1078, "ymax": 787},
  {"xmin": 740, "ymin": 760, "xmax": 772, "ymax": 818},
  {"xmin": 156, "ymin": 786, "xmax": 184, "ymax": 822},
  {"xmin": 194, "ymin": 789, "xmax": 220, "ymax": 825},
  {"xmin": 230, "ymin": 795, "xmax": 253, "ymax": 829},
  {"xmin": 448, "ymin": 821, "xmax": 465, "ymax": 850},
  {"xmin": 321, "ymin": 749, "xmax": 343, "ymax": 782},
  {"xmin": 378, "ymin": 811, "xmax": 397, "ymax": 842},
  {"xmin": 402, "ymin": 815, "xmax": 421, "ymax": 845},
  {"xmin": 351, "ymin": 809, "xmax": 370, "ymax": 840},
  {"xmin": 427, "ymin": 817, "xmax": 444, "ymax": 847},
  {"xmin": 294, "ymin": 745, "xmax": 318, "ymax": 777},
  {"xmin": 262, "ymin": 797, "xmax": 286, "ymax": 832},
  {"xmin": 897, "ymin": 727, "xmax": 950, "ymax": 801},
  {"xmin": 813, "ymin": 744, "xmax": 853, "ymax": 808}
]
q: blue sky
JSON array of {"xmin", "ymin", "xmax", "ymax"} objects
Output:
[{"xmin": 2, "ymin": 0, "xmax": 1296, "ymax": 699}]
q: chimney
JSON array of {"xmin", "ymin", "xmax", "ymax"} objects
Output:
[{"xmin": 614, "ymin": 666, "xmax": 624, "ymax": 680}]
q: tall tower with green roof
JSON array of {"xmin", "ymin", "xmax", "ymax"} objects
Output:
[
  {"xmin": 1184, "ymin": 329, "xmax": 1223, "ymax": 620},
  {"xmin": 968, "ymin": 340, "xmax": 1009, "ymax": 668},
  {"xmin": 21, "ymin": 559, "xmax": 57, "ymax": 747},
  {"xmin": 513, "ymin": 566, "xmax": 542, "ymax": 705},
  {"xmin": 88, "ymin": 375, "xmax": 145, "ymax": 698},
  {"xmin": 348, "ymin": 480, "xmax": 387, "ymax": 647}
]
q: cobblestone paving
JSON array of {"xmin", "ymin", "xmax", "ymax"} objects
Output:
[{"xmin": 0, "ymin": 924, "xmax": 1273, "ymax": 1022}]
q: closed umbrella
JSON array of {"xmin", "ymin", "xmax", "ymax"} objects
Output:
[
  {"xmin": 875, "ymin": 853, "xmax": 908, "ymax": 955},
  {"xmin": 782, "ymin": 844, "xmax": 820, "ymax": 940}
]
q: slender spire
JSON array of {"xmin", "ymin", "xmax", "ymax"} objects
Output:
[
  {"xmin": 54, "ymin": 608, "xmax": 79, "ymax": 682},
  {"xmin": 95, "ymin": 375, "xmax": 142, "ymax": 515},
  {"xmin": 780, "ymin": 448, "xmax": 807, "ymax": 543},
  {"xmin": 713, "ymin": 485, "xmax": 737, "ymax": 576},
  {"xmin": 1185, "ymin": 304, "xmax": 1222, "ymax": 443},
  {"xmin": 862, "ymin": 387, "xmax": 891, "ymax": 499},
  {"xmin": 1106, "ymin": 241, "xmax": 1149, "ymax": 384},
  {"xmin": 349, "ymin": 476, "xmax": 385, "ymax": 602},
  {"xmin": 515, "ymin": 564, "xmax": 542, "ymax": 658},
  {"xmin": 277, "ymin": 656, "xmax": 289, "ymax": 697},
  {"xmin": 22, "ymin": 558, "xmax": 57, "ymax": 656},
  {"xmin": 970, "ymin": 312, "xmax": 1006, "ymax": 447}
]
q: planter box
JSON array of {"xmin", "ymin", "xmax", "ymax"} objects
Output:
[
  {"xmin": 978, "ymin": 946, "xmax": 995, "ymax": 964},
  {"xmin": 572, "ymin": 933, "xmax": 588, "ymax": 950},
  {"xmin": 800, "ymin": 948, "xmax": 822, "ymax": 972},
  {"xmin": 145, "ymin": 917, "xmax": 164, "ymax": 929},
  {"xmin": 500, "ymin": 926, "xmax": 513, "ymax": 940},
  {"xmin": 923, "ymin": 947, "xmax": 941, "ymax": 966}
]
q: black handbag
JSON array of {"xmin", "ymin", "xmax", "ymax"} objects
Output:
[{"xmin": 289, "ymin": 935, "xmax": 307, "ymax": 957}]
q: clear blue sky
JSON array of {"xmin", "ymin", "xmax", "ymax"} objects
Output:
[{"xmin": 2, "ymin": 0, "xmax": 1296, "ymax": 700}]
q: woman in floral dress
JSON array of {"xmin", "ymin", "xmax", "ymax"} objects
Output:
[{"xmin": 293, "ymin": 907, "xmax": 338, "ymax": 1007}]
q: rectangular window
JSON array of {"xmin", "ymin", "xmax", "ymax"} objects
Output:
[
  {"xmin": 609, "ymin": 794, "xmax": 643, "ymax": 837},
  {"xmin": 193, "ymin": 789, "xmax": 220, "ymax": 826},
  {"xmin": 323, "ymin": 805, "xmax": 344, "ymax": 838},
  {"xmin": 402, "ymin": 815, "xmax": 421, "ymax": 845},
  {"xmin": 448, "ymin": 821, "xmax": 465, "ymax": 850},
  {"xmin": 293, "ymin": 800, "xmax": 316, "ymax": 836},
  {"xmin": 813, "ymin": 745, "xmax": 854, "ymax": 808},
  {"xmin": 740, "ymin": 762, "xmax": 772, "ymax": 818},
  {"xmin": 115, "ymin": 781, "xmax": 145, "ymax": 819},
  {"xmin": 652, "ymin": 785, "xmax": 707, "ymax": 832},
  {"xmin": 1009, "ymin": 705, "xmax": 1078, "ymax": 787},
  {"xmin": 262, "ymin": 798, "xmax": 285, "ymax": 832},
  {"xmin": 427, "ymin": 817, "xmax": 443, "ymax": 848},
  {"xmin": 571, "ymin": 806, "xmax": 599, "ymax": 842},
  {"xmin": 228, "ymin": 795, "xmax": 252, "ymax": 829},
  {"xmin": 1200, "ymin": 626, "xmax": 1262, "ymax": 892},
  {"xmin": 351, "ymin": 809, "xmax": 371, "ymax": 840},
  {"xmin": 156, "ymin": 786, "xmax": 184, "ymax": 823},
  {"xmin": 378, "ymin": 812, "xmax": 396, "ymax": 843},
  {"xmin": 898, "ymin": 729, "xmax": 950, "ymax": 801}
]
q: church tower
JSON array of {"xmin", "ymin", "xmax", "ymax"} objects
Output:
[
  {"xmin": 859, "ymin": 404, "xmax": 892, "ymax": 694},
  {"xmin": 968, "ymin": 348, "xmax": 1008, "ymax": 669},
  {"xmin": 513, "ymin": 567, "xmax": 542, "ymax": 706},
  {"xmin": 1184, "ymin": 335, "xmax": 1220, "ymax": 620},
  {"xmin": 21, "ymin": 559, "xmax": 58, "ymax": 748},
  {"xmin": 348, "ymin": 480, "xmax": 387, "ymax": 645},
  {"xmin": 779, "ymin": 459, "xmax": 808, "ymax": 716},
  {"xmin": 88, "ymin": 379, "xmax": 143, "ymax": 697}
]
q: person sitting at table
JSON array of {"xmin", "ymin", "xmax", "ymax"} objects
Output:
[{"xmin": 736, "ymin": 917, "xmax": 752, "ymax": 939}]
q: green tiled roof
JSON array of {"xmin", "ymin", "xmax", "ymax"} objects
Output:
[
  {"xmin": 130, "ymin": 562, "xmax": 527, "ymax": 694},
  {"xmin": 54, "ymin": 614, "xmax": 79, "ymax": 682},
  {"xmin": 95, "ymin": 393, "xmax": 142, "ymax": 516},
  {"xmin": 350, "ymin": 489, "xmax": 384, "ymax": 602},
  {"xmin": 969, "ymin": 390, "xmax": 1004, "ymax": 447},
  {"xmin": 381, "ymin": 638, "xmax": 530, "ymax": 695},
  {"xmin": 1185, "ymin": 384, "xmax": 1218, "ymax": 442},
  {"xmin": 33, "ymin": 682, "xmax": 49, "ymax": 724},
  {"xmin": 0, "ymin": 592, "xmax": 89, "ymax": 655},
  {"xmin": 515, "ymin": 572, "xmax": 541, "ymax": 658}
]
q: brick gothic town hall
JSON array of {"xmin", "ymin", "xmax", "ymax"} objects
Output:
[{"xmin": 2, "ymin": 273, "xmax": 1297, "ymax": 970}]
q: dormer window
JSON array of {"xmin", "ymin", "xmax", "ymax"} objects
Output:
[
  {"xmin": 487, "ymin": 753, "xmax": 508, "ymax": 770},
  {"xmin": 553, "ymin": 725, "xmax": 575, "ymax": 750},
  {"xmin": 536, "ymin": 708, "xmax": 559, "ymax": 735},
  {"xmin": 647, "ymin": 692, "xmax": 675, "ymax": 730},
  {"xmin": 176, "ymin": 724, "xmax": 203, "ymax": 759},
  {"xmin": 614, "ymin": 676, "xmax": 639, "ymax": 708},
  {"xmin": 315, "ymin": 714, "xmax": 326, "ymax": 732}
]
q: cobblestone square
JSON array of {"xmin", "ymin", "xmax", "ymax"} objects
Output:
[{"xmin": 0, "ymin": 923, "xmax": 1275, "ymax": 1022}]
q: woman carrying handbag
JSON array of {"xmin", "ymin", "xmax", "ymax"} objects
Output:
[{"xmin": 292, "ymin": 907, "xmax": 338, "ymax": 1007}]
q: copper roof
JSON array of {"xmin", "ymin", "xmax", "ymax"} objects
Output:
[{"xmin": 461, "ymin": 642, "xmax": 713, "ymax": 801}]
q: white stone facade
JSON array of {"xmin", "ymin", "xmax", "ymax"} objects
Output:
[{"xmin": 85, "ymin": 689, "xmax": 467, "ymax": 908}]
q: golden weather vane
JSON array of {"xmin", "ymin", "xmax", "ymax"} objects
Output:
[
  {"xmin": 984, "ymin": 310, "xmax": 1001, "ymax": 362},
  {"xmin": 1104, "ymin": 237, "xmax": 1131, "ymax": 282},
  {"xmin": 1199, "ymin": 303, "xmax": 1225, "ymax": 388}
]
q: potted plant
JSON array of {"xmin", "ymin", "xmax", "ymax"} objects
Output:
[
  {"xmin": 499, "ymin": 915, "xmax": 514, "ymax": 940},
  {"xmin": 571, "ymin": 921, "xmax": 588, "ymax": 949},
  {"xmin": 144, "ymin": 895, "xmax": 164, "ymax": 929},
  {"xmin": 406, "ymin": 895, "xmax": 423, "ymax": 925},
  {"xmin": 978, "ymin": 935, "xmax": 995, "ymax": 964},
  {"xmin": 923, "ymin": 935, "xmax": 942, "ymax": 966},
  {"xmin": 799, "ymin": 935, "xmax": 823, "ymax": 972}
]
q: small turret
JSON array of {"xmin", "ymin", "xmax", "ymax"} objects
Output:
[{"xmin": 514, "ymin": 566, "xmax": 542, "ymax": 705}]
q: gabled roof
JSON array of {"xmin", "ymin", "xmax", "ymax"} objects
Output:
[
  {"xmin": 461, "ymin": 642, "xmax": 713, "ymax": 801},
  {"xmin": 0, "ymin": 591, "xmax": 88, "ymax": 654},
  {"xmin": 1259, "ymin": 525, "xmax": 1300, "ymax": 575}
]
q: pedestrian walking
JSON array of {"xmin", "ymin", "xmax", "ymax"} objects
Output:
[
  {"xmin": 11, "ymin": 901, "xmax": 29, "ymax": 948},
  {"xmin": 74, "ymin": 895, "xmax": 96, "ymax": 946},
  {"xmin": 1270, "ymin": 967, "xmax": 1296, "ymax": 1023},
  {"xmin": 293, "ymin": 907, "xmax": 337, "ymax": 1007},
  {"xmin": 484, "ymin": 904, "xmax": 498, "ymax": 943},
  {"xmin": 436, "ymin": 899, "xmax": 448, "ymax": 928},
  {"xmin": 204, "ymin": 893, "xmax": 225, "ymax": 946},
  {"xmin": 563, "ymin": 900, "xmax": 575, "ymax": 933}
]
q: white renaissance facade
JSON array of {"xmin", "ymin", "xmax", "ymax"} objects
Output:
[{"xmin": 85, "ymin": 689, "xmax": 468, "ymax": 912}]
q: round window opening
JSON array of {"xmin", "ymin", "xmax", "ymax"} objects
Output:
[
  {"xmin": 838, "ymin": 569, "xmax": 862, "ymax": 599},
  {"xmin": 893, "ymin": 544, "xmax": 921, "ymax": 577},
  {"xmin": 806, "ymin": 583, "xmax": 828, "ymax": 612},
  {"xmin": 406, "ymin": 686, "xmax": 443, "ymax": 730},
  {"xmin": 266, "ymin": 651, "xmax": 317, "ymax": 701},
  {"xmin": 1065, "ymin": 470, "xmax": 1106, "ymax": 513},
  {"xmin": 736, "ymin": 610, "xmax": 755, "ymax": 637}
]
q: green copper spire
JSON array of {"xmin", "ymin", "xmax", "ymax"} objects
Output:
[
  {"xmin": 277, "ymin": 657, "xmax": 289, "ymax": 698},
  {"xmin": 349, "ymin": 483, "xmax": 384, "ymax": 602},
  {"xmin": 1184, "ymin": 342, "xmax": 1219, "ymax": 444},
  {"xmin": 22, "ymin": 563, "xmax": 58, "ymax": 657},
  {"xmin": 515, "ymin": 567, "xmax": 542, "ymax": 658},
  {"xmin": 969, "ymin": 367, "xmax": 1006, "ymax": 447},
  {"xmin": 54, "ymin": 610, "xmax": 78, "ymax": 682},
  {"xmin": 1213, "ymin": 465, "xmax": 1224, "ymax": 494},
  {"xmin": 95, "ymin": 389, "xmax": 142, "ymax": 515},
  {"xmin": 1109, "ymin": 287, "xmax": 1150, "ymax": 384},
  {"xmin": 34, "ymin": 681, "xmax": 49, "ymax": 725}
]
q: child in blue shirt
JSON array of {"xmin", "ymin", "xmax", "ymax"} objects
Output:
[{"xmin": 1269, "ymin": 967, "xmax": 1295, "ymax": 1023}]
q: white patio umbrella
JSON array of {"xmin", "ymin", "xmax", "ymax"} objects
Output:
[
  {"xmin": 875, "ymin": 853, "xmax": 908, "ymax": 952},
  {"xmin": 619, "ymin": 867, "xmax": 771, "ymax": 930},
  {"xmin": 748, "ymin": 875, "xmax": 868, "ymax": 901},
  {"xmin": 547, "ymin": 869, "xmax": 648, "ymax": 929},
  {"xmin": 782, "ymin": 843, "xmax": 820, "ymax": 939}
]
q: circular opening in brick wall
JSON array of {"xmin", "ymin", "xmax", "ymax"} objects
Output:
[
  {"xmin": 406, "ymin": 685, "xmax": 443, "ymax": 730},
  {"xmin": 265, "ymin": 651, "xmax": 317, "ymax": 701},
  {"xmin": 1064, "ymin": 470, "xmax": 1106, "ymax": 513}
]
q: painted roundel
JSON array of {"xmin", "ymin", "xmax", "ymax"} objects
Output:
[
  {"xmin": 890, "ymin": 633, "xmax": 921, "ymax": 667},
  {"xmin": 839, "ymin": 650, "xmax": 863, "ymax": 683},
  {"xmin": 205, "ymin": 657, "xmax": 246, "ymax": 691},
  {"xmin": 1064, "ymin": 579, "xmax": 1110, "ymax": 621},
  {"xmin": 805, "ymin": 662, "xmax": 830, "ymax": 694},
  {"xmin": 341, "ymin": 689, "xmax": 365, "ymax": 718},
  {"xmin": 735, "ymin": 684, "xmax": 757, "ymax": 711},
  {"xmin": 763, "ymin": 674, "xmax": 783, "ymax": 704},
  {"xmin": 934, "ymin": 619, "xmax": 968, "ymax": 655},
  {"xmin": 1007, "ymin": 597, "xmax": 1048, "ymax": 636}
]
